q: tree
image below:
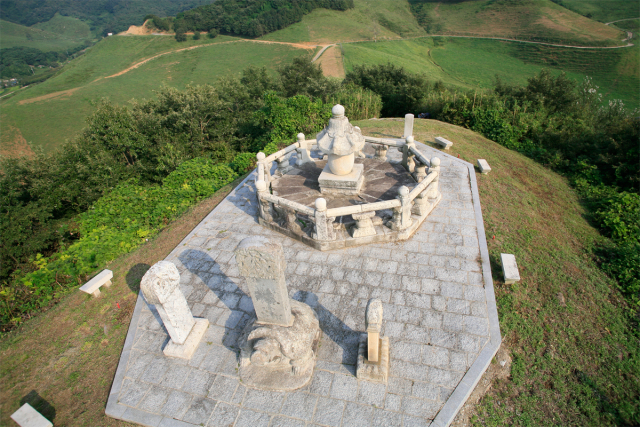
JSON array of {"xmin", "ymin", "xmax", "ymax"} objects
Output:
[
  {"xmin": 208, "ymin": 28, "xmax": 219, "ymax": 39},
  {"xmin": 193, "ymin": 31, "xmax": 201, "ymax": 40},
  {"xmin": 175, "ymin": 29, "xmax": 187, "ymax": 42}
]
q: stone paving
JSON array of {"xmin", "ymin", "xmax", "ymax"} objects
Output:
[{"xmin": 106, "ymin": 143, "xmax": 500, "ymax": 427}]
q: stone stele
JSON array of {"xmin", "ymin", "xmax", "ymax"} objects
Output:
[
  {"xmin": 235, "ymin": 236, "xmax": 321, "ymax": 391},
  {"xmin": 357, "ymin": 298, "xmax": 390, "ymax": 383},
  {"xmin": 140, "ymin": 261, "xmax": 209, "ymax": 359}
]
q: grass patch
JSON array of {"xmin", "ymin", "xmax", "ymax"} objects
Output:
[
  {"xmin": 355, "ymin": 118, "xmax": 640, "ymax": 426},
  {"xmin": 0, "ymin": 36, "xmax": 310, "ymax": 153},
  {"xmin": 0, "ymin": 175, "xmax": 245, "ymax": 426}
]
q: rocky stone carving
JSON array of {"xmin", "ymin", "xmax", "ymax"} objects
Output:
[
  {"xmin": 140, "ymin": 261, "xmax": 208, "ymax": 359},
  {"xmin": 235, "ymin": 237, "xmax": 321, "ymax": 391},
  {"xmin": 357, "ymin": 298, "xmax": 390, "ymax": 383}
]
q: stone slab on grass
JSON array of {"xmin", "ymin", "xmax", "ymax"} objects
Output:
[
  {"xmin": 11, "ymin": 403, "xmax": 53, "ymax": 427},
  {"xmin": 435, "ymin": 137, "xmax": 453, "ymax": 150},
  {"xmin": 500, "ymin": 253, "xmax": 520, "ymax": 284},
  {"xmin": 79, "ymin": 269, "xmax": 113, "ymax": 297},
  {"xmin": 477, "ymin": 159, "xmax": 491, "ymax": 174},
  {"xmin": 106, "ymin": 142, "xmax": 500, "ymax": 427}
]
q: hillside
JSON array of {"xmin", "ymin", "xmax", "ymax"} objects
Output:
[
  {"xmin": 557, "ymin": 0, "xmax": 640, "ymax": 23},
  {"xmin": 0, "ymin": 35, "xmax": 312, "ymax": 155},
  {"xmin": 1, "ymin": 119, "xmax": 637, "ymax": 426},
  {"xmin": 0, "ymin": 17, "xmax": 91, "ymax": 51},
  {"xmin": 409, "ymin": 0, "xmax": 626, "ymax": 46}
]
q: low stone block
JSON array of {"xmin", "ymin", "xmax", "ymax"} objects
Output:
[
  {"xmin": 500, "ymin": 253, "xmax": 520, "ymax": 284},
  {"xmin": 477, "ymin": 159, "xmax": 491, "ymax": 174},
  {"xmin": 435, "ymin": 137, "xmax": 453, "ymax": 150},
  {"xmin": 79, "ymin": 269, "xmax": 113, "ymax": 297},
  {"xmin": 163, "ymin": 317, "xmax": 209, "ymax": 359},
  {"xmin": 10, "ymin": 403, "xmax": 52, "ymax": 427},
  {"xmin": 318, "ymin": 163, "xmax": 364, "ymax": 195},
  {"xmin": 356, "ymin": 334, "xmax": 390, "ymax": 383}
]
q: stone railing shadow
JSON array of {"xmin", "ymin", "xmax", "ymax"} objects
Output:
[{"xmin": 178, "ymin": 249, "xmax": 253, "ymax": 354}]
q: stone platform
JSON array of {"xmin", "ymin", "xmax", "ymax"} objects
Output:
[{"xmin": 106, "ymin": 143, "xmax": 501, "ymax": 427}]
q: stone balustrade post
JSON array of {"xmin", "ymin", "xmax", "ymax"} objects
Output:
[
  {"xmin": 312, "ymin": 198, "xmax": 335, "ymax": 241},
  {"xmin": 256, "ymin": 180, "xmax": 274, "ymax": 222},
  {"xmin": 257, "ymin": 152, "xmax": 272, "ymax": 183},
  {"xmin": 388, "ymin": 186, "xmax": 412, "ymax": 231},
  {"xmin": 276, "ymin": 154, "xmax": 291, "ymax": 176},
  {"xmin": 296, "ymin": 133, "xmax": 314, "ymax": 166},
  {"xmin": 373, "ymin": 144, "xmax": 388, "ymax": 160},
  {"xmin": 351, "ymin": 211, "xmax": 376, "ymax": 238},
  {"xmin": 426, "ymin": 157, "xmax": 441, "ymax": 200},
  {"xmin": 414, "ymin": 163, "xmax": 427, "ymax": 183},
  {"xmin": 404, "ymin": 113, "xmax": 414, "ymax": 138},
  {"xmin": 402, "ymin": 136, "xmax": 416, "ymax": 173}
]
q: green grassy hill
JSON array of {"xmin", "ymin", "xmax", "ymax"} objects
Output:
[
  {"xmin": 0, "ymin": 17, "xmax": 91, "ymax": 51},
  {"xmin": 1, "ymin": 119, "xmax": 637, "ymax": 426},
  {"xmin": 0, "ymin": 35, "xmax": 311, "ymax": 154},
  {"xmin": 342, "ymin": 36, "xmax": 639, "ymax": 108},
  {"xmin": 557, "ymin": 0, "xmax": 639, "ymax": 23},
  {"xmin": 409, "ymin": 0, "xmax": 626, "ymax": 46}
]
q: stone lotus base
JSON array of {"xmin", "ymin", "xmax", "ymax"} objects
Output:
[
  {"xmin": 356, "ymin": 334, "xmax": 390, "ymax": 383},
  {"xmin": 163, "ymin": 318, "xmax": 209, "ymax": 359},
  {"xmin": 318, "ymin": 163, "xmax": 364, "ymax": 196}
]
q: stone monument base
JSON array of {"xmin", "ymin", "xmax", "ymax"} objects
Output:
[
  {"xmin": 238, "ymin": 300, "xmax": 321, "ymax": 391},
  {"xmin": 356, "ymin": 333, "xmax": 390, "ymax": 383},
  {"xmin": 163, "ymin": 318, "xmax": 209, "ymax": 359},
  {"xmin": 318, "ymin": 163, "xmax": 364, "ymax": 195}
]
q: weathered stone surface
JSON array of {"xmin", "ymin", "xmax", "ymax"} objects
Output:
[
  {"xmin": 238, "ymin": 299, "xmax": 321, "ymax": 391},
  {"xmin": 162, "ymin": 317, "xmax": 209, "ymax": 359},
  {"xmin": 141, "ymin": 261, "xmax": 195, "ymax": 345},
  {"xmin": 79, "ymin": 269, "xmax": 113, "ymax": 297},
  {"xmin": 235, "ymin": 237, "xmax": 292, "ymax": 326},
  {"xmin": 351, "ymin": 211, "xmax": 376, "ymax": 238},
  {"xmin": 404, "ymin": 114, "xmax": 414, "ymax": 138},
  {"xmin": 477, "ymin": 159, "xmax": 491, "ymax": 174},
  {"xmin": 500, "ymin": 253, "xmax": 520, "ymax": 284},
  {"xmin": 317, "ymin": 105, "xmax": 366, "ymax": 176},
  {"xmin": 11, "ymin": 403, "xmax": 52, "ymax": 427}
]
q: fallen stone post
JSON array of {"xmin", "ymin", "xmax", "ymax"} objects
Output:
[
  {"xmin": 477, "ymin": 158, "xmax": 491, "ymax": 174},
  {"xmin": 501, "ymin": 253, "xmax": 521, "ymax": 284},
  {"xmin": 11, "ymin": 403, "xmax": 52, "ymax": 427}
]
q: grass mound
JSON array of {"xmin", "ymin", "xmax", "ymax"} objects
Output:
[{"xmin": 1, "ymin": 119, "xmax": 638, "ymax": 425}]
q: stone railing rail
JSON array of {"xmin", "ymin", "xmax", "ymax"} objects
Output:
[{"xmin": 254, "ymin": 131, "xmax": 441, "ymax": 246}]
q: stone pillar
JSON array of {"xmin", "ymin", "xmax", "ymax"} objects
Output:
[
  {"xmin": 276, "ymin": 154, "xmax": 291, "ymax": 176},
  {"xmin": 414, "ymin": 163, "xmax": 427, "ymax": 183},
  {"xmin": 296, "ymin": 133, "xmax": 314, "ymax": 166},
  {"xmin": 141, "ymin": 261, "xmax": 209, "ymax": 359},
  {"xmin": 404, "ymin": 113, "xmax": 414, "ymax": 138},
  {"xmin": 256, "ymin": 180, "xmax": 274, "ymax": 222},
  {"xmin": 357, "ymin": 298, "xmax": 389, "ymax": 383},
  {"xmin": 257, "ymin": 152, "xmax": 272, "ymax": 183},
  {"xmin": 426, "ymin": 157, "xmax": 441, "ymax": 200},
  {"xmin": 351, "ymin": 211, "xmax": 376, "ymax": 238},
  {"xmin": 235, "ymin": 236, "xmax": 292, "ymax": 327},
  {"xmin": 312, "ymin": 198, "xmax": 335, "ymax": 241},
  {"xmin": 373, "ymin": 144, "xmax": 388, "ymax": 160},
  {"xmin": 402, "ymin": 136, "xmax": 416, "ymax": 173},
  {"xmin": 388, "ymin": 186, "xmax": 413, "ymax": 231}
]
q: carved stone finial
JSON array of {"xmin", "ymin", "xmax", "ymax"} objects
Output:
[
  {"xmin": 257, "ymin": 152, "xmax": 266, "ymax": 161},
  {"xmin": 357, "ymin": 298, "xmax": 389, "ymax": 383},
  {"xmin": 365, "ymin": 298, "xmax": 383, "ymax": 334}
]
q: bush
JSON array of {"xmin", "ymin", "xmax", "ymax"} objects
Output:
[
  {"xmin": 175, "ymin": 30, "xmax": 187, "ymax": 42},
  {"xmin": 328, "ymin": 84, "xmax": 382, "ymax": 120},
  {"xmin": 208, "ymin": 28, "xmax": 219, "ymax": 39},
  {"xmin": 193, "ymin": 31, "xmax": 201, "ymax": 40},
  {"xmin": 230, "ymin": 153, "xmax": 257, "ymax": 173},
  {"xmin": 0, "ymin": 158, "xmax": 238, "ymax": 329}
]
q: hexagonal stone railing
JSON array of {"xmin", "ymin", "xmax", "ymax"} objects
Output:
[{"xmin": 254, "ymin": 132, "xmax": 444, "ymax": 251}]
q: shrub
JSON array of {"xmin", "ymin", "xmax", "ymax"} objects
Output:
[
  {"xmin": 328, "ymin": 84, "xmax": 382, "ymax": 120},
  {"xmin": 208, "ymin": 28, "xmax": 219, "ymax": 39},
  {"xmin": 193, "ymin": 31, "xmax": 201, "ymax": 40},
  {"xmin": 230, "ymin": 153, "xmax": 257, "ymax": 173}
]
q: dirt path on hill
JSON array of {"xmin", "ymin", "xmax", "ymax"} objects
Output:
[
  {"xmin": 17, "ymin": 87, "xmax": 81, "ymax": 105},
  {"xmin": 316, "ymin": 45, "xmax": 345, "ymax": 78},
  {"xmin": 105, "ymin": 39, "xmax": 315, "ymax": 79}
]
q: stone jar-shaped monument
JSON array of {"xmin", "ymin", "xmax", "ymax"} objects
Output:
[
  {"xmin": 140, "ymin": 261, "xmax": 209, "ymax": 359},
  {"xmin": 235, "ymin": 236, "xmax": 321, "ymax": 391},
  {"xmin": 316, "ymin": 104, "xmax": 366, "ymax": 195}
]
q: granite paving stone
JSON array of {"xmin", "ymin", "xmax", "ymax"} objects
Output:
[{"xmin": 106, "ymin": 142, "xmax": 499, "ymax": 427}]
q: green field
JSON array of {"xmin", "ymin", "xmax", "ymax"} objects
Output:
[
  {"xmin": 342, "ymin": 37, "xmax": 639, "ymax": 108},
  {"xmin": 558, "ymin": 0, "xmax": 640, "ymax": 23},
  {"xmin": 409, "ymin": 0, "xmax": 626, "ymax": 46},
  {"xmin": 261, "ymin": 0, "xmax": 426, "ymax": 43},
  {"xmin": 0, "ymin": 15, "xmax": 93, "ymax": 51},
  {"xmin": 0, "ymin": 35, "xmax": 310, "ymax": 153}
]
